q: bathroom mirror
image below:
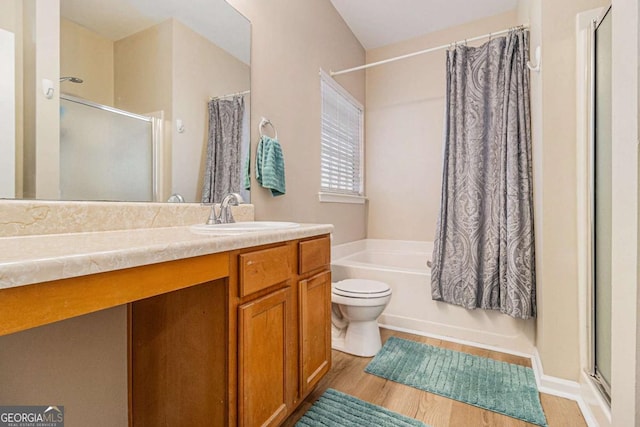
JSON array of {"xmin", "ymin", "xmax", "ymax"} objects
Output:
[{"xmin": 0, "ymin": 0, "xmax": 250, "ymax": 203}]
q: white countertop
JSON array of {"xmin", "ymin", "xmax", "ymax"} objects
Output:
[{"xmin": 0, "ymin": 224, "xmax": 333, "ymax": 289}]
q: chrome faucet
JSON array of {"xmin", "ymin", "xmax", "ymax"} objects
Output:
[{"xmin": 206, "ymin": 192, "xmax": 244, "ymax": 225}]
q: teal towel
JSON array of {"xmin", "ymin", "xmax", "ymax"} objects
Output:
[
  {"xmin": 256, "ymin": 135, "xmax": 285, "ymax": 196},
  {"xmin": 243, "ymin": 142, "xmax": 251, "ymax": 190}
]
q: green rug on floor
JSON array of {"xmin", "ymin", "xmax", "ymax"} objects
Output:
[
  {"xmin": 296, "ymin": 388, "xmax": 428, "ymax": 427},
  {"xmin": 365, "ymin": 337, "xmax": 547, "ymax": 427}
]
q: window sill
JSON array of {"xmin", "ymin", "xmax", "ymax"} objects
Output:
[{"xmin": 318, "ymin": 192, "xmax": 367, "ymax": 204}]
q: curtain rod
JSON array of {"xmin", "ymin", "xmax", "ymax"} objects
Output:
[
  {"xmin": 330, "ymin": 25, "xmax": 529, "ymax": 77},
  {"xmin": 210, "ymin": 90, "xmax": 250, "ymax": 101}
]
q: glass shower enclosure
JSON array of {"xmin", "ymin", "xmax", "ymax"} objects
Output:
[
  {"xmin": 591, "ymin": 5, "xmax": 612, "ymax": 402},
  {"xmin": 60, "ymin": 94, "xmax": 162, "ymax": 202}
]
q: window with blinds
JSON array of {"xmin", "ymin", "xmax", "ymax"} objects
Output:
[{"xmin": 320, "ymin": 70, "xmax": 364, "ymax": 202}]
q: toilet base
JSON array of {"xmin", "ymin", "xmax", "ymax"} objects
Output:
[{"xmin": 331, "ymin": 319, "xmax": 382, "ymax": 357}]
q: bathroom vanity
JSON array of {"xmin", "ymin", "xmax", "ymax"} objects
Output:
[{"xmin": 0, "ymin": 223, "xmax": 332, "ymax": 427}]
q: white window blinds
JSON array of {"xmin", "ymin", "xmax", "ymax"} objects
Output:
[{"xmin": 320, "ymin": 70, "xmax": 364, "ymax": 198}]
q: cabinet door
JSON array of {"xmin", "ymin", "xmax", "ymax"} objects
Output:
[
  {"xmin": 238, "ymin": 287, "xmax": 293, "ymax": 427},
  {"xmin": 299, "ymin": 270, "xmax": 331, "ymax": 397}
]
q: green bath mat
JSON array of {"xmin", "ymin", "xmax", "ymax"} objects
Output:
[
  {"xmin": 296, "ymin": 388, "xmax": 427, "ymax": 427},
  {"xmin": 365, "ymin": 337, "xmax": 547, "ymax": 426}
]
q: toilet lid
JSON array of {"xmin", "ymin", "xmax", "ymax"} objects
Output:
[{"xmin": 333, "ymin": 279, "xmax": 391, "ymax": 298}]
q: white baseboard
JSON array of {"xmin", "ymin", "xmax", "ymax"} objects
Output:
[
  {"xmin": 530, "ymin": 348, "xmax": 607, "ymax": 427},
  {"xmin": 531, "ymin": 348, "xmax": 581, "ymax": 399},
  {"xmin": 378, "ymin": 313, "xmax": 535, "ymax": 355},
  {"xmin": 379, "ymin": 323, "xmax": 534, "ymax": 359}
]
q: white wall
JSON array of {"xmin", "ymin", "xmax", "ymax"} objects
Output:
[
  {"xmin": 22, "ymin": 0, "xmax": 60, "ymax": 199},
  {"xmin": 0, "ymin": 0, "xmax": 23, "ymax": 198},
  {"xmin": 610, "ymin": 0, "xmax": 640, "ymax": 424},
  {"xmin": 0, "ymin": 28, "xmax": 15, "ymax": 198}
]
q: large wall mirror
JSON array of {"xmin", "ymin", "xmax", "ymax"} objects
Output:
[{"xmin": 0, "ymin": 0, "xmax": 250, "ymax": 203}]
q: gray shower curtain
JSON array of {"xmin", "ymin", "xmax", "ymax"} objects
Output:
[
  {"xmin": 201, "ymin": 96, "xmax": 244, "ymax": 203},
  {"xmin": 431, "ymin": 29, "xmax": 536, "ymax": 319}
]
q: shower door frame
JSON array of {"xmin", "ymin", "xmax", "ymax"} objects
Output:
[
  {"xmin": 60, "ymin": 93, "xmax": 163, "ymax": 202},
  {"xmin": 589, "ymin": 4, "xmax": 612, "ymax": 404}
]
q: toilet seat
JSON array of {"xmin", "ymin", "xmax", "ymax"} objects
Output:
[
  {"xmin": 332, "ymin": 279, "xmax": 391, "ymax": 299},
  {"xmin": 331, "ymin": 278, "xmax": 392, "ymax": 357}
]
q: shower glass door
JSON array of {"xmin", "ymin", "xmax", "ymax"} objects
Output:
[
  {"xmin": 593, "ymin": 5, "xmax": 612, "ymax": 398},
  {"xmin": 60, "ymin": 94, "xmax": 157, "ymax": 202}
]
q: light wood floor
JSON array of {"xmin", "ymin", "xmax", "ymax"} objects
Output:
[{"xmin": 283, "ymin": 328, "xmax": 586, "ymax": 427}]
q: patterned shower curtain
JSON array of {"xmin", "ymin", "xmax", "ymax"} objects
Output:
[
  {"xmin": 430, "ymin": 29, "xmax": 536, "ymax": 320},
  {"xmin": 201, "ymin": 96, "xmax": 244, "ymax": 203}
]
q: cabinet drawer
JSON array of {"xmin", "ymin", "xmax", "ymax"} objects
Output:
[
  {"xmin": 298, "ymin": 236, "xmax": 330, "ymax": 275},
  {"xmin": 239, "ymin": 245, "xmax": 292, "ymax": 297}
]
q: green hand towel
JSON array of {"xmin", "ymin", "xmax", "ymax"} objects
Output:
[
  {"xmin": 243, "ymin": 142, "xmax": 251, "ymax": 190},
  {"xmin": 256, "ymin": 135, "xmax": 286, "ymax": 196}
]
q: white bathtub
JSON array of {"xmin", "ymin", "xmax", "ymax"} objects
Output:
[{"xmin": 331, "ymin": 239, "xmax": 535, "ymax": 354}]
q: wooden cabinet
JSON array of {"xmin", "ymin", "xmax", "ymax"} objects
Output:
[
  {"xmin": 238, "ymin": 287, "xmax": 294, "ymax": 427},
  {"xmin": 298, "ymin": 270, "xmax": 331, "ymax": 396},
  {"xmin": 239, "ymin": 245, "xmax": 292, "ymax": 297},
  {"xmin": 298, "ymin": 236, "xmax": 330, "ymax": 275},
  {"xmin": 236, "ymin": 236, "xmax": 331, "ymax": 425},
  {"xmin": 130, "ymin": 234, "xmax": 332, "ymax": 426},
  {"xmin": 236, "ymin": 244, "xmax": 296, "ymax": 427}
]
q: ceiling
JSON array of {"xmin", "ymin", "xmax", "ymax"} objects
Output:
[
  {"xmin": 61, "ymin": 0, "xmax": 250, "ymax": 64},
  {"xmin": 330, "ymin": 0, "xmax": 519, "ymax": 50}
]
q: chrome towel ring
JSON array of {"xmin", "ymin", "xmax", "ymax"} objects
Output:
[{"xmin": 259, "ymin": 117, "xmax": 278, "ymax": 139}]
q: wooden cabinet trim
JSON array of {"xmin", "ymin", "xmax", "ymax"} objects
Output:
[{"xmin": 0, "ymin": 252, "xmax": 229, "ymax": 337}]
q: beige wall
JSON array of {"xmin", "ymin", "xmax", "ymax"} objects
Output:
[
  {"xmin": 365, "ymin": 11, "xmax": 517, "ymax": 241},
  {"xmin": 228, "ymin": 0, "xmax": 366, "ymax": 245},
  {"xmin": 114, "ymin": 20, "xmax": 173, "ymax": 201},
  {"xmin": 532, "ymin": 0, "xmax": 609, "ymax": 382},
  {"xmin": 60, "ymin": 18, "xmax": 114, "ymax": 106},
  {"xmin": 0, "ymin": 307, "xmax": 128, "ymax": 427},
  {"xmin": 114, "ymin": 20, "xmax": 172, "ymax": 117},
  {"xmin": 171, "ymin": 19, "xmax": 250, "ymax": 202}
]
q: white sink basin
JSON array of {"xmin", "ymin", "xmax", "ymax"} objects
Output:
[{"xmin": 190, "ymin": 221, "xmax": 300, "ymax": 235}]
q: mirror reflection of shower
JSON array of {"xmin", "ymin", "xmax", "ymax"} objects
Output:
[
  {"xmin": 60, "ymin": 76, "xmax": 83, "ymax": 83},
  {"xmin": 59, "ymin": 94, "xmax": 162, "ymax": 202}
]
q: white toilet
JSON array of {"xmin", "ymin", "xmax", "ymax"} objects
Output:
[{"xmin": 331, "ymin": 279, "xmax": 392, "ymax": 357}]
